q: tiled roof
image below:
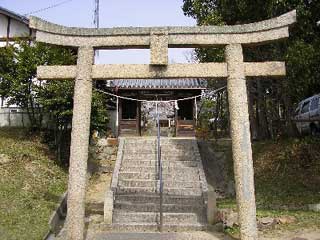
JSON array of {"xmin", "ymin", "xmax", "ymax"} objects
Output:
[{"xmin": 106, "ymin": 79, "xmax": 207, "ymax": 89}]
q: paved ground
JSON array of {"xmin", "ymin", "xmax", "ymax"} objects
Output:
[
  {"xmin": 88, "ymin": 231, "xmax": 233, "ymax": 240},
  {"xmin": 87, "ymin": 229, "xmax": 320, "ymax": 240}
]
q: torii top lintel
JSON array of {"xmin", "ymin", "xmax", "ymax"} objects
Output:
[
  {"xmin": 29, "ymin": 10, "xmax": 296, "ymax": 49},
  {"xmin": 31, "ymin": 11, "xmax": 296, "ymax": 80}
]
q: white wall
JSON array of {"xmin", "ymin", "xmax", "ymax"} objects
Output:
[
  {"xmin": 0, "ymin": 14, "xmax": 8, "ymax": 38},
  {"xmin": 0, "ymin": 12, "xmax": 30, "ymax": 44},
  {"xmin": 0, "ymin": 107, "xmax": 31, "ymax": 127},
  {"xmin": 0, "ymin": 107, "xmax": 51, "ymax": 128},
  {"xmin": 9, "ymin": 18, "xmax": 29, "ymax": 38}
]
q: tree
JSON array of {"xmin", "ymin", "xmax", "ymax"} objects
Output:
[
  {"xmin": 0, "ymin": 41, "xmax": 77, "ymax": 129},
  {"xmin": 0, "ymin": 45, "xmax": 15, "ymax": 101},
  {"xmin": 182, "ymin": 0, "xmax": 320, "ymax": 139},
  {"xmin": 0, "ymin": 40, "xmax": 110, "ymax": 164}
]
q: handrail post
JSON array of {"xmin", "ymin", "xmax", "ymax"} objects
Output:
[{"xmin": 156, "ymin": 102, "xmax": 163, "ymax": 232}]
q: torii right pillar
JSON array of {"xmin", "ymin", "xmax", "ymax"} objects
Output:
[{"xmin": 226, "ymin": 44, "xmax": 257, "ymax": 239}]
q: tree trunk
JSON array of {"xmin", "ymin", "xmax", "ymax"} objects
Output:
[
  {"xmin": 248, "ymin": 82, "xmax": 258, "ymax": 140},
  {"xmin": 256, "ymin": 79, "xmax": 270, "ymax": 139},
  {"xmin": 281, "ymin": 79, "xmax": 297, "ymax": 137}
]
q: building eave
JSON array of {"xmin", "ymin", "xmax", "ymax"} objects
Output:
[{"xmin": 0, "ymin": 6, "xmax": 29, "ymax": 25}]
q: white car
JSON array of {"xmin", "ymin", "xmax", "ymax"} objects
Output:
[{"xmin": 294, "ymin": 94, "xmax": 320, "ymax": 136}]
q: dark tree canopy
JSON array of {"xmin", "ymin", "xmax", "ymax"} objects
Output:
[{"xmin": 182, "ymin": 0, "xmax": 320, "ymax": 138}]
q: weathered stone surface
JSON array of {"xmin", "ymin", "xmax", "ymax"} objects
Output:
[
  {"xmin": 244, "ymin": 62, "xmax": 285, "ymax": 77},
  {"xmin": 34, "ymin": 27, "xmax": 291, "ymax": 48},
  {"xmin": 197, "ymin": 140, "xmax": 232, "ymax": 198},
  {"xmin": 150, "ymin": 31, "xmax": 168, "ymax": 65},
  {"xmin": 29, "ymin": 10, "xmax": 296, "ymax": 47},
  {"xmin": 226, "ymin": 44, "xmax": 258, "ymax": 240},
  {"xmin": 103, "ymin": 190, "xmax": 113, "ymax": 224},
  {"xmin": 30, "ymin": 9, "xmax": 297, "ymax": 240},
  {"xmin": 30, "ymin": 11, "xmax": 296, "ymax": 36},
  {"xmin": 88, "ymin": 137, "xmax": 118, "ymax": 174},
  {"xmin": 110, "ymin": 138, "xmax": 124, "ymax": 191},
  {"xmin": 257, "ymin": 217, "xmax": 277, "ymax": 230},
  {"xmin": 65, "ymin": 46, "xmax": 94, "ymax": 240},
  {"xmin": 48, "ymin": 192, "xmax": 67, "ymax": 234},
  {"xmin": 276, "ymin": 215, "xmax": 297, "ymax": 224},
  {"xmin": 37, "ymin": 62, "xmax": 286, "ymax": 80},
  {"xmin": 37, "ymin": 63, "xmax": 228, "ymax": 80},
  {"xmin": 216, "ymin": 209, "xmax": 239, "ymax": 228},
  {"xmin": 207, "ymin": 185, "xmax": 218, "ymax": 225},
  {"xmin": 85, "ymin": 214, "xmax": 104, "ymax": 224}
]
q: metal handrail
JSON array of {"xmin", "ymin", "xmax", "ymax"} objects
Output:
[{"xmin": 156, "ymin": 103, "xmax": 163, "ymax": 232}]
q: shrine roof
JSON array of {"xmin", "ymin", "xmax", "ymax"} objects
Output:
[{"xmin": 106, "ymin": 79, "xmax": 207, "ymax": 90}]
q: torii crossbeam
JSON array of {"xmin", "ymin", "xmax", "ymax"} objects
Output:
[{"xmin": 29, "ymin": 10, "xmax": 296, "ymax": 240}]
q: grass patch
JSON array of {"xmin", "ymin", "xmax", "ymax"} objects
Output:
[
  {"xmin": 0, "ymin": 128, "xmax": 67, "ymax": 240},
  {"xmin": 216, "ymin": 136, "xmax": 320, "ymax": 233},
  {"xmin": 254, "ymin": 137, "xmax": 320, "ymax": 209}
]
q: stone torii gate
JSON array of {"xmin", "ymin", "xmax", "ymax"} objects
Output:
[{"xmin": 29, "ymin": 10, "xmax": 296, "ymax": 240}]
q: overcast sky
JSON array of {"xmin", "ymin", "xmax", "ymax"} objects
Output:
[{"xmin": 1, "ymin": 0, "xmax": 196, "ymax": 64}]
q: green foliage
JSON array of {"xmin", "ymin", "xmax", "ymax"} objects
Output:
[
  {"xmin": 182, "ymin": 0, "xmax": 320, "ymax": 138},
  {"xmin": 0, "ymin": 40, "xmax": 109, "ymax": 133},
  {"xmin": 183, "ymin": 0, "xmax": 320, "ymax": 101},
  {"xmin": 198, "ymin": 98, "xmax": 215, "ymax": 129},
  {"xmin": 0, "ymin": 41, "xmax": 76, "ymax": 129},
  {"xmin": 38, "ymin": 80, "xmax": 74, "ymax": 126},
  {"xmin": 0, "ymin": 46, "xmax": 15, "ymax": 98},
  {"xmin": 91, "ymin": 90, "xmax": 109, "ymax": 133},
  {"xmin": 0, "ymin": 128, "xmax": 67, "ymax": 239}
]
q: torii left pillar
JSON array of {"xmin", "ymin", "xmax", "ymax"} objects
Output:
[{"xmin": 66, "ymin": 46, "xmax": 94, "ymax": 240}]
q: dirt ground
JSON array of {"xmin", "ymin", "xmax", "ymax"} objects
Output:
[{"xmin": 260, "ymin": 229, "xmax": 320, "ymax": 240}]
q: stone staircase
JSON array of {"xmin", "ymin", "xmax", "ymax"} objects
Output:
[{"xmin": 110, "ymin": 137, "xmax": 208, "ymax": 231}]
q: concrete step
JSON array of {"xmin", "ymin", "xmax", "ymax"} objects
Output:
[
  {"xmin": 110, "ymin": 137, "xmax": 207, "ymax": 231},
  {"xmin": 118, "ymin": 172, "xmax": 200, "ymax": 181},
  {"xmin": 117, "ymin": 186, "xmax": 202, "ymax": 196},
  {"xmin": 122, "ymin": 155, "xmax": 196, "ymax": 161},
  {"xmin": 161, "ymin": 139, "xmax": 195, "ymax": 144},
  {"xmin": 113, "ymin": 211, "xmax": 206, "ymax": 224},
  {"xmin": 123, "ymin": 147, "xmax": 195, "ymax": 152},
  {"xmin": 122, "ymin": 154, "xmax": 156, "ymax": 161},
  {"xmin": 122, "ymin": 151, "xmax": 196, "ymax": 158},
  {"xmin": 114, "ymin": 201, "xmax": 205, "ymax": 213},
  {"xmin": 121, "ymin": 160, "xmax": 198, "ymax": 168},
  {"xmin": 124, "ymin": 141, "xmax": 194, "ymax": 147},
  {"xmin": 120, "ymin": 130, "xmax": 139, "ymax": 136},
  {"xmin": 108, "ymin": 222, "xmax": 207, "ymax": 232},
  {"xmin": 123, "ymin": 150, "xmax": 157, "ymax": 155},
  {"xmin": 115, "ymin": 194, "xmax": 204, "ymax": 206},
  {"xmin": 124, "ymin": 139, "xmax": 156, "ymax": 144},
  {"xmin": 120, "ymin": 166, "xmax": 199, "ymax": 174},
  {"xmin": 118, "ymin": 179, "xmax": 201, "ymax": 189}
]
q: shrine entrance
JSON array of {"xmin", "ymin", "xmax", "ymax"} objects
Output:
[
  {"xmin": 29, "ymin": 10, "xmax": 296, "ymax": 240},
  {"xmin": 107, "ymin": 78, "xmax": 205, "ymax": 137}
]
